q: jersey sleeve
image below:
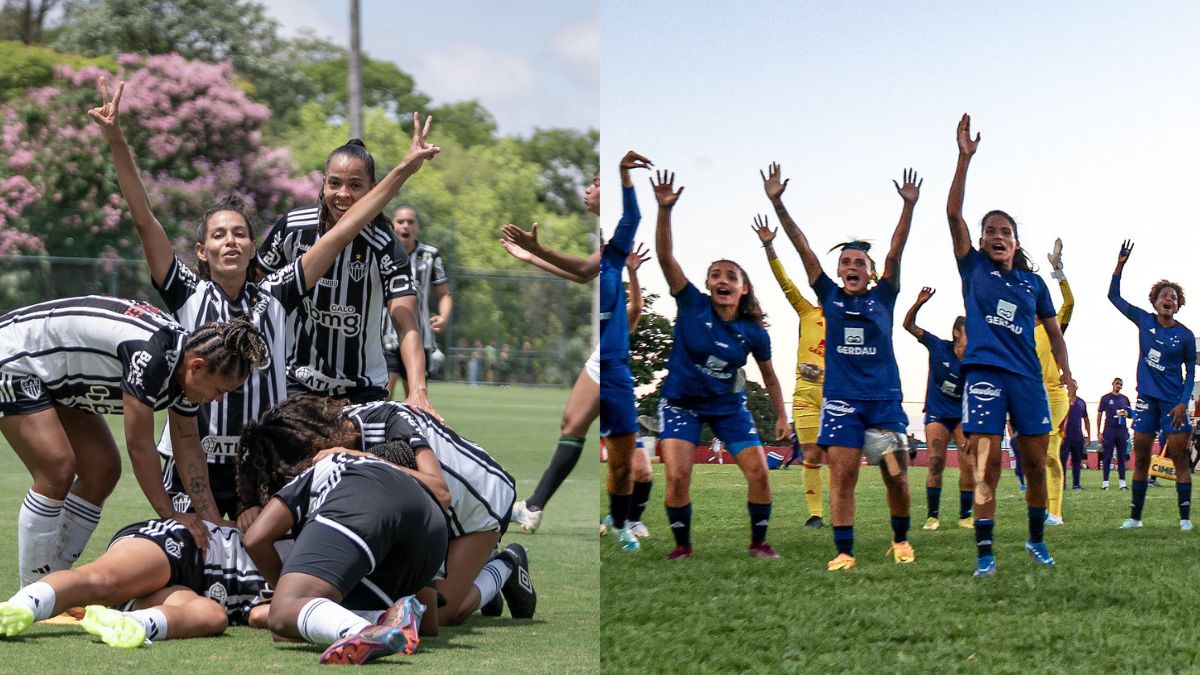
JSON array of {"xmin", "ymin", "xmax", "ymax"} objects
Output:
[
  {"xmin": 380, "ymin": 235, "xmax": 416, "ymax": 301},
  {"xmin": 1107, "ymin": 273, "xmax": 1140, "ymax": 323},
  {"xmin": 811, "ymin": 271, "xmax": 836, "ymax": 303},
  {"xmin": 383, "ymin": 407, "xmax": 433, "ymax": 450},
  {"xmin": 609, "ymin": 185, "xmax": 641, "ymax": 257},
  {"xmin": 259, "ymin": 258, "xmax": 308, "ymax": 312},
  {"xmin": 153, "ymin": 255, "xmax": 201, "ymax": 313},
  {"xmin": 117, "ymin": 335, "xmax": 176, "ymax": 409},
  {"xmin": 273, "ymin": 468, "xmax": 316, "ymax": 524},
  {"xmin": 767, "ymin": 257, "xmax": 815, "ymax": 316},
  {"xmin": 750, "ymin": 325, "xmax": 772, "ymax": 363},
  {"xmin": 955, "ymin": 247, "xmax": 980, "ymax": 278},
  {"xmin": 918, "ymin": 330, "xmax": 941, "ymax": 353},
  {"xmin": 256, "ymin": 213, "xmax": 292, "ymax": 275},
  {"xmin": 430, "ymin": 251, "xmax": 448, "ymax": 286},
  {"xmin": 672, "ymin": 281, "xmax": 704, "ymax": 309},
  {"xmin": 1057, "ymin": 278, "xmax": 1074, "ymax": 329}
]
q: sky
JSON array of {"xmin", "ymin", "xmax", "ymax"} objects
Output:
[
  {"xmin": 601, "ymin": 1, "xmax": 1200, "ymax": 436},
  {"xmin": 259, "ymin": 0, "xmax": 597, "ymax": 136}
]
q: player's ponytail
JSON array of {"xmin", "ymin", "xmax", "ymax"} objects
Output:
[
  {"xmin": 184, "ymin": 317, "xmax": 268, "ymax": 380},
  {"xmin": 317, "ymin": 138, "xmax": 384, "ymax": 234},
  {"xmin": 367, "ymin": 439, "xmax": 419, "ymax": 470}
]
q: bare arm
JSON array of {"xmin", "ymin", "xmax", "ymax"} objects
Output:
[
  {"xmin": 651, "ymin": 170, "xmax": 688, "ymax": 294},
  {"xmin": 88, "ymin": 79, "xmax": 173, "ymax": 286},
  {"xmin": 500, "ymin": 223, "xmax": 599, "ymax": 281},
  {"xmin": 389, "ymin": 295, "xmax": 437, "ymax": 417},
  {"xmin": 500, "ymin": 239, "xmax": 595, "ymax": 283},
  {"xmin": 903, "ymin": 287, "xmax": 935, "ymax": 340},
  {"xmin": 762, "ymin": 163, "xmax": 822, "ymax": 285},
  {"xmin": 431, "ymin": 283, "xmax": 452, "ymax": 334},
  {"xmin": 882, "ymin": 168, "xmax": 921, "ymax": 286},
  {"xmin": 947, "ymin": 114, "xmax": 980, "ymax": 259},
  {"xmin": 242, "ymin": 497, "xmax": 295, "ymax": 587}
]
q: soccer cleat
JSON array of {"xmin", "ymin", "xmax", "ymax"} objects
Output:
[
  {"xmin": 1119, "ymin": 480, "xmax": 1128, "ymax": 490},
  {"xmin": 1072, "ymin": 485, "xmax": 1084, "ymax": 490},
  {"xmin": 803, "ymin": 515, "xmax": 825, "ymax": 529},
  {"xmin": 319, "ymin": 625, "xmax": 410, "ymax": 665},
  {"xmin": 665, "ymin": 545, "xmax": 693, "ymax": 561},
  {"xmin": 497, "ymin": 544, "xmax": 536, "ymax": 619},
  {"xmin": 377, "ymin": 596, "xmax": 424, "ymax": 655},
  {"xmin": 1045, "ymin": 514, "xmax": 1064, "ymax": 526},
  {"xmin": 616, "ymin": 526, "xmax": 640, "ymax": 552},
  {"xmin": 511, "ymin": 500, "xmax": 542, "ymax": 534},
  {"xmin": 973, "ymin": 555, "xmax": 997, "ymax": 577},
  {"xmin": 1182, "ymin": 520, "xmax": 1194, "ymax": 532},
  {"xmin": 922, "ymin": 517, "xmax": 940, "ymax": 531},
  {"xmin": 886, "ymin": 541, "xmax": 916, "ymax": 564},
  {"xmin": 1120, "ymin": 518, "xmax": 1143, "ymax": 529},
  {"xmin": 1019, "ymin": 484, "xmax": 1026, "ymax": 492},
  {"xmin": 1102, "ymin": 481, "xmax": 1109, "ymax": 490},
  {"xmin": 958, "ymin": 518, "xmax": 975, "ymax": 529},
  {"xmin": 826, "ymin": 553, "xmax": 857, "ymax": 571},
  {"xmin": 0, "ymin": 601, "xmax": 33, "ymax": 637},
  {"xmin": 628, "ymin": 521, "xmax": 651, "ymax": 538},
  {"xmin": 80, "ymin": 605, "xmax": 145, "ymax": 648},
  {"xmin": 1025, "ymin": 541, "xmax": 1056, "ymax": 566},
  {"xmin": 599, "ymin": 514, "xmax": 613, "ymax": 536},
  {"xmin": 748, "ymin": 542, "xmax": 780, "ymax": 560}
]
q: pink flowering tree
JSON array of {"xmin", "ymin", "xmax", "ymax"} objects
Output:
[{"xmin": 0, "ymin": 52, "xmax": 321, "ymax": 260}]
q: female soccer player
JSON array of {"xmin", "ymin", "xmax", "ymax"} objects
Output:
[
  {"xmin": 89, "ymin": 78, "xmax": 441, "ymax": 518},
  {"xmin": 1108, "ymin": 240, "xmax": 1195, "ymax": 531},
  {"xmin": 947, "ymin": 114, "xmax": 1074, "ymax": 576},
  {"xmin": 764, "ymin": 163, "xmax": 919, "ymax": 571},
  {"xmin": 0, "ymin": 298, "xmax": 266, "ymax": 585},
  {"xmin": 902, "ymin": 287, "xmax": 974, "ymax": 531},
  {"xmin": 1034, "ymin": 238, "xmax": 1075, "ymax": 525},
  {"xmin": 752, "ymin": 214, "xmax": 828, "ymax": 529},
  {"xmin": 653, "ymin": 169, "xmax": 789, "ymax": 561},
  {"xmin": 1097, "ymin": 378, "xmax": 1133, "ymax": 489},
  {"xmin": 0, "ymin": 516, "xmax": 268, "ymax": 646},
  {"xmin": 238, "ymin": 394, "xmax": 525, "ymax": 628},
  {"xmin": 257, "ymin": 136, "xmax": 434, "ymax": 410}
]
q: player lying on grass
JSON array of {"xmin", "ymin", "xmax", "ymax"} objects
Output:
[{"xmin": 238, "ymin": 395, "xmax": 531, "ymax": 633}]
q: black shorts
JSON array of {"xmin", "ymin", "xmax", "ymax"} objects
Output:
[
  {"xmin": 110, "ymin": 520, "xmax": 204, "ymax": 592},
  {"xmin": 0, "ymin": 373, "xmax": 55, "ymax": 418},
  {"xmin": 281, "ymin": 472, "xmax": 448, "ymax": 610},
  {"xmin": 383, "ymin": 348, "xmax": 406, "ymax": 378}
]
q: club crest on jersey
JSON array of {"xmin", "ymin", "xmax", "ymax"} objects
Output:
[
  {"xmin": 207, "ymin": 582, "xmax": 228, "ymax": 605},
  {"xmin": 19, "ymin": 377, "xmax": 42, "ymax": 400},
  {"xmin": 968, "ymin": 382, "xmax": 1002, "ymax": 402},
  {"xmin": 349, "ymin": 260, "xmax": 367, "ymax": 282},
  {"xmin": 822, "ymin": 399, "xmax": 856, "ymax": 416}
]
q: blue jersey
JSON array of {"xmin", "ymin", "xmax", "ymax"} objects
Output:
[
  {"xmin": 599, "ymin": 185, "xmax": 639, "ymax": 365},
  {"xmin": 662, "ymin": 282, "xmax": 771, "ymax": 403},
  {"xmin": 1098, "ymin": 392, "xmax": 1132, "ymax": 431},
  {"xmin": 1108, "ymin": 274, "xmax": 1196, "ymax": 405},
  {"xmin": 918, "ymin": 331, "xmax": 964, "ymax": 418},
  {"xmin": 957, "ymin": 248, "xmax": 1055, "ymax": 379},
  {"xmin": 812, "ymin": 273, "xmax": 902, "ymax": 401}
]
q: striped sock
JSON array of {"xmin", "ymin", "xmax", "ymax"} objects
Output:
[
  {"xmin": 18, "ymin": 491, "xmax": 63, "ymax": 586},
  {"xmin": 472, "ymin": 559, "xmax": 512, "ymax": 612},
  {"xmin": 54, "ymin": 494, "xmax": 102, "ymax": 571},
  {"xmin": 127, "ymin": 608, "xmax": 168, "ymax": 641}
]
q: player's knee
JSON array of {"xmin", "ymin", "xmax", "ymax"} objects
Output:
[
  {"xmin": 560, "ymin": 411, "xmax": 589, "ymax": 436},
  {"xmin": 194, "ymin": 599, "xmax": 229, "ymax": 636},
  {"xmin": 929, "ymin": 456, "xmax": 946, "ymax": 475},
  {"xmin": 77, "ymin": 458, "xmax": 121, "ymax": 498},
  {"xmin": 266, "ymin": 597, "xmax": 303, "ymax": 637},
  {"xmin": 631, "ymin": 462, "xmax": 652, "ymax": 483}
]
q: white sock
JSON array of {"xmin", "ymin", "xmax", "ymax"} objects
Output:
[
  {"xmin": 297, "ymin": 598, "xmax": 370, "ymax": 646},
  {"xmin": 126, "ymin": 608, "xmax": 168, "ymax": 641},
  {"xmin": 472, "ymin": 559, "xmax": 512, "ymax": 611},
  {"xmin": 18, "ymin": 491, "xmax": 64, "ymax": 586},
  {"xmin": 349, "ymin": 608, "xmax": 387, "ymax": 623},
  {"xmin": 8, "ymin": 581, "xmax": 57, "ymax": 621},
  {"xmin": 53, "ymin": 494, "xmax": 101, "ymax": 571}
]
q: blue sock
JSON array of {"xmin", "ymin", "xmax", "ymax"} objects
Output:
[
  {"xmin": 608, "ymin": 491, "xmax": 631, "ymax": 530},
  {"xmin": 748, "ymin": 501, "xmax": 771, "ymax": 545},
  {"xmin": 666, "ymin": 504, "xmax": 692, "ymax": 547},
  {"xmin": 890, "ymin": 515, "xmax": 910, "ymax": 543},
  {"xmin": 959, "ymin": 491, "xmax": 974, "ymax": 519},
  {"xmin": 1028, "ymin": 507, "xmax": 1046, "ymax": 543},
  {"xmin": 1177, "ymin": 482, "xmax": 1192, "ymax": 521},
  {"xmin": 975, "ymin": 519, "xmax": 994, "ymax": 558},
  {"xmin": 1131, "ymin": 480, "xmax": 1148, "ymax": 520},
  {"xmin": 833, "ymin": 525, "xmax": 854, "ymax": 556},
  {"xmin": 926, "ymin": 487, "xmax": 941, "ymax": 518}
]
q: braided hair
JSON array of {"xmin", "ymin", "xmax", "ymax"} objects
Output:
[
  {"xmin": 195, "ymin": 195, "xmax": 258, "ymax": 285},
  {"xmin": 367, "ymin": 439, "xmax": 418, "ymax": 470},
  {"xmin": 184, "ymin": 317, "xmax": 268, "ymax": 380},
  {"xmin": 236, "ymin": 395, "xmax": 357, "ymax": 511}
]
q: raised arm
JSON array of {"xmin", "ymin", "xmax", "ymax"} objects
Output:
[
  {"xmin": 501, "ymin": 223, "xmax": 599, "ymax": 281},
  {"xmin": 1047, "ymin": 237, "xmax": 1074, "ymax": 330},
  {"xmin": 762, "ymin": 162, "xmax": 822, "ymax": 285},
  {"xmin": 1108, "ymin": 240, "xmax": 1136, "ymax": 319},
  {"xmin": 626, "ymin": 242, "xmax": 650, "ymax": 330},
  {"xmin": 754, "ymin": 214, "xmax": 816, "ymax": 315},
  {"xmin": 882, "ymin": 168, "xmax": 921, "ymax": 286},
  {"xmin": 611, "ymin": 150, "xmax": 652, "ymax": 255},
  {"xmin": 500, "ymin": 238, "xmax": 596, "ymax": 283},
  {"xmin": 298, "ymin": 112, "xmax": 440, "ymax": 291},
  {"xmin": 947, "ymin": 114, "xmax": 981, "ymax": 259},
  {"xmin": 88, "ymin": 78, "xmax": 174, "ymax": 286},
  {"xmin": 903, "ymin": 286, "xmax": 936, "ymax": 340},
  {"xmin": 652, "ymin": 170, "xmax": 688, "ymax": 294}
]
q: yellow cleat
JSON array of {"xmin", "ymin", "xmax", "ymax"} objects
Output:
[
  {"xmin": 922, "ymin": 517, "xmax": 940, "ymax": 531},
  {"xmin": 826, "ymin": 553, "xmax": 857, "ymax": 571},
  {"xmin": 0, "ymin": 601, "xmax": 33, "ymax": 637},
  {"xmin": 80, "ymin": 605, "xmax": 145, "ymax": 648},
  {"xmin": 887, "ymin": 540, "xmax": 916, "ymax": 563},
  {"xmin": 958, "ymin": 518, "xmax": 975, "ymax": 529}
]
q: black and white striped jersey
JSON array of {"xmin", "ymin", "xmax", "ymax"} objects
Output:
[
  {"xmin": 382, "ymin": 241, "xmax": 447, "ymax": 351},
  {"xmin": 113, "ymin": 518, "xmax": 267, "ymax": 625},
  {"xmin": 0, "ymin": 296, "xmax": 196, "ymax": 415},
  {"xmin": 343, "ymin": 401, "xmax": 516, "ymax": 536},
  {"xmin": 258, "ymin": 205, "xmax": 416, "ymax": 396},
  {"xmin": 154, "ymin": 255, "xmax": 305, "ymax": 473}
]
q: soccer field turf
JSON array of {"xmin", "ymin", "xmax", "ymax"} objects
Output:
[
  {"xmin": 600, "ymin": 463, "xmax": 1200, "ymax": 672},
  {"xmin": 0, "ymin": 383, "xmax": 598, "ymax": 673}
]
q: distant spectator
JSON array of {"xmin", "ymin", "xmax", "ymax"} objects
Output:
[
  {"xmin": 468, "ymin": 340, "xmax": 482, "ymax": 386},
  {"xmin": 498, "ymin": 343, "xmax": 513, "ymax": 385},
  {"xmin": 520, "ymin": 340, "xmax": 536, "ymax": 384},
  {"xmin": 484, "ymin": 342, "xmax": 497, "ymax": 383}
]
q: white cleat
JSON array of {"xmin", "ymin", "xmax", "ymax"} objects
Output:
[
  {"xmin": 511, "ymin": 500, "xmax": 542, "ymax": 534},
  {"xmin": 628, "ymin": 520, "xmax": 651, "ymax": 538},
  {"xmin": 1182, "ymin": 519, "xmax": 1194, "ymax": 532},
  {"xmin": 1120, "ymin": 518, "xmax": 1143, "ymax": 529},
  {"xmin": 1045, "ymin": 514, "xmax": 1064, "ymax": 526}
]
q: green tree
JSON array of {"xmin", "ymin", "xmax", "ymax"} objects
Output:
[
  {"xmin": 517, "ymin": 127, "xmax": 599, "ymax": 215},
  {"xmin": 0, "ymin": 0, "xmax": 60, "ymax": 44},
  {"xmin": 629, "ymin": 292, "xmax": 671, "ymax": 387},
  {"xmin": 428, "ymin": 100, "xmax": 496, "ymax": 148}
]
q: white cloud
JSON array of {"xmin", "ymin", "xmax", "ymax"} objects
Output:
[
  {"xmin": 414, "ymin": 45, "xmax": 537, "ymax": 103},
  {"xmin": 259, "ymin": 0, "xmax": 339, "ymax": 40},
  {"xmin": 546, "ymin": 12, "xmax": 599, "ymax": 88}
]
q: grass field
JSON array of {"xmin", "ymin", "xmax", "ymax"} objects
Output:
[
  {"xmin": 0, "ymin": 383, "xmax": 597, "ymax": 673},
  {"xmin": 600, "ymin": 462, "xmax": 1200, "ymax": 673}
]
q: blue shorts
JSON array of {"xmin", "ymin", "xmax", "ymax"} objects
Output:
[
  {"xmin": 961, "ymin": 366, "xmax": 1051, "ymax": 436},
  {"xmin": 924, "ymin": 414, "xmax": 962, "ymax": 430},
  {"xmin": 1132, "ymin": 395, "xmax": 1193, "ymax": 435},
  {"xmin": 658, "ymin": 394, "xmax": 761, "ymax": 455},
  {"xmin": 599, "ymin": 361, "xmax": 637, "ymax": 437},
  {"xmin": 817, "ymin": 398, "xmax": 907, "ymax": 449}
]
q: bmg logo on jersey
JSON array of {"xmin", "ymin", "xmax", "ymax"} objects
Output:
[
  {"xmin": 302, "ymin": 297, "xmax": 361, "ymax": 336},
  {"xmin": 1146, "ymin": 348, "xmax": 1165, "ymax": 372},
  {"xmin": 985, "ymin": 299, "xmax": 1023, "ymax": 334}
]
